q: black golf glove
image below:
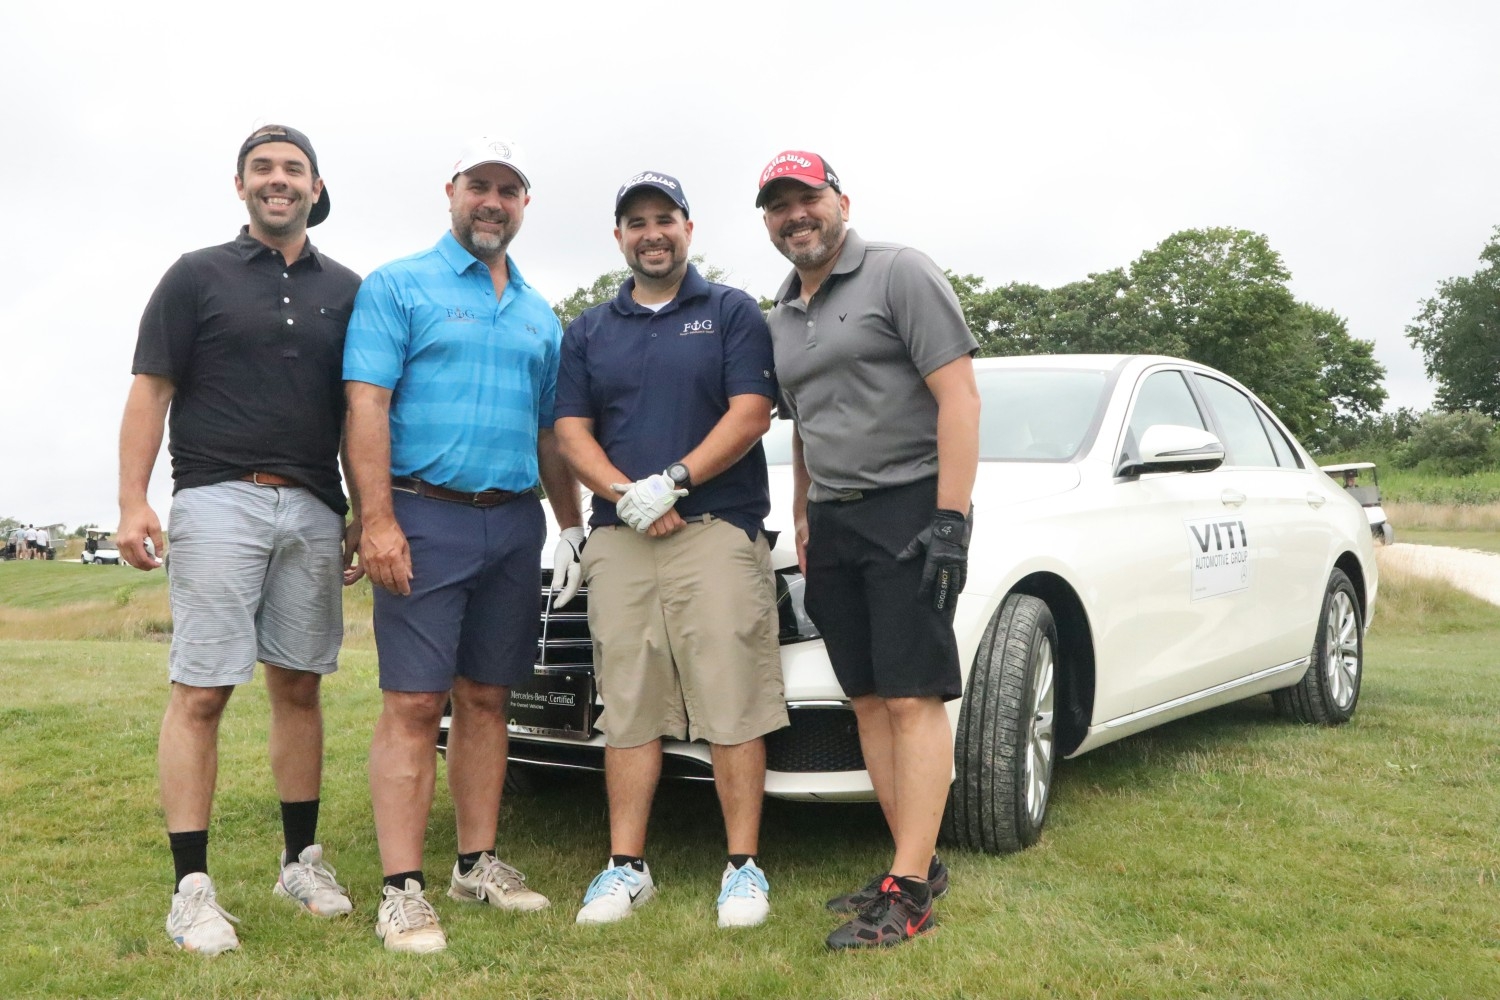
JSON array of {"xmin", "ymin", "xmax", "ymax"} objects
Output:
[{"xmin": 897, "ymin": 508, "xmax": 972, "ymax": 611}]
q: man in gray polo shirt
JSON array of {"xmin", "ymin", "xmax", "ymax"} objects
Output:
[{"xmin": 755, "ymin": 150, "xmax": 980, "ymax": 950}]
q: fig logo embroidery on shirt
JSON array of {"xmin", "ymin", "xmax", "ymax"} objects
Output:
[
  {"xmin": 681, "ymin": 319, "xmax": 715, "ymax": 336},
  {"xmin": 840, "ymin": 313, "xmax": 848, "ymax": 322},
  {"xmin": 445, "ymin": 307, "xmax": 480, "ymax": 322}
]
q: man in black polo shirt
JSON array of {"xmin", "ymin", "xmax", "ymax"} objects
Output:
[
  {"xmin": 756, "ymin": 151, "xmax": 981, "ymax": 950},
  {"xmin": 554, "ymin": 171, "xmax": 786, "ymax": 928},
  {"xmin": 118, "ymin": 125, "xmax": 362, "ymax": 956}
]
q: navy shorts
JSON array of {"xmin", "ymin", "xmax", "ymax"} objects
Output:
[
  {"xmin": 373, "ymin": 489, "xmax": 544, "ymax": 693},
  {"xmin": 804, "ymin": 477, "xmax": 963, "ymax": 701}
]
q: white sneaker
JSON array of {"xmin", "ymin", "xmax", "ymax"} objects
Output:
[
  {"xmin": 167, "ymin": 873, "xmax": 240, "ymax": 956},
  {"xmin": 576, "ymin": 861, "xmax": 655, "ymax": 925},
  {"xmin": 716, "ymin": 861, "xmax": 771, "ymax": 928},
  {"xmin": 447, "ymin": 853, "xmax": 550, "ymax": 911},
  {"xmin": 375, "ymin": 879, "xmax": 446, "ymax": 954},
  {"xmin": 274, "ymin": 845, "xmax": 353, "ymax": 917}
]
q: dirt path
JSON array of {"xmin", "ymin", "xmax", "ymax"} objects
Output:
[{"xmin": 1380, "ymin": 542, "xmax": 1500, "ymax": 605}]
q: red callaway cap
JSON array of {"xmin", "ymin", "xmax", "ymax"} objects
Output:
[{"xmin": 755, "ymin": 150, "xmax": 841, "ymax": 208}]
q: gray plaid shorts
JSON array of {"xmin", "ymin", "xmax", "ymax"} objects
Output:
[{"xmin": 166, "ymin": 480, "xmax": 344, "ymax": 686}]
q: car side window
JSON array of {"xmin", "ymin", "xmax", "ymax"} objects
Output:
[
  {"xmin": 1193, "ymin": 375, "xmax": 1277, "ymax": 467},
  {"xmin": 1256, "ymin": 407, "xmax": 1302, "ymax": 468},
  {"xmin": 1127, "ymin": 370, "xmax": 1205, "ymax": 447}
]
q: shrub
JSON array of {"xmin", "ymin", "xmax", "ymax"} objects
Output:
[{"xmin": 1393, "ymin": 410, "xmax": 1498, "ymax": 475}]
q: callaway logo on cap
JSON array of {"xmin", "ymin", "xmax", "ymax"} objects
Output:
[{"xmin": 754, "ymin": 150, "xmax": 841, "ymax": 207}]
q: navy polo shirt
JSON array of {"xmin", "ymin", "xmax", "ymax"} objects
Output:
[{"xmin": 556, "ymin": 265, "xmax": 777, "ymax": 538}]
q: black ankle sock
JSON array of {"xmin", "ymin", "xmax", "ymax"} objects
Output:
[
  {"xmin": 893, "ymin": 874, "xmax": 932, "ymax": 906},
  {"xmin": 280, "ymin": 799, "xmax": 320, "ymax": 864},
  {"xmin": 610, "ymin": 855, "xmax": 646, "ymax": 872},
  {"xmin": 728, "ymin": 854, "xmax": 756, "ymax": 870},
  {"xmin": 384, "ymin": 871, "xmax": 424, "ymax": 891},
  {"xmin": 457, "ymin": 849, "xmax": 490, "ymax": 876},
  {"xmin": 169, "ymin": 830, "xmax": 209, "ymax": 893}
]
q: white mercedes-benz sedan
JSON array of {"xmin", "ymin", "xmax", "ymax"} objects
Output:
[{"xmin": 445, "ymin": 354, "xmax": 1377, "ymax": 855}]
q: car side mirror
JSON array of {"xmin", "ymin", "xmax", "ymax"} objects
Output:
[{"xmin": 1117, "ymin": 424, "xmax": 1225, "ymax": 477}]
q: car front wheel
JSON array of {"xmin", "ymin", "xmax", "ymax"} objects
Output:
[
  {"xmin": 947, "ymin": 592, "xmax": 1057, "ymax": 854},
  {"xmin": 1273, "ymin": 568, "xmax": 1362, "ymax": 724}
]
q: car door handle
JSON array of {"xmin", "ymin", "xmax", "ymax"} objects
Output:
[
  {"xmin": 1306, "ymin": 492, "xmax": 1327, "ymax": 508},
  {"xmin": 1220, "ymin": 490, "xmax": 1247, "ymax": 507}
]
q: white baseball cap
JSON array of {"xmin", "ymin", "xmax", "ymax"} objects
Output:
[{"xmin": 452, "ymin": 137, "xmax": 531, "ymax": 189}]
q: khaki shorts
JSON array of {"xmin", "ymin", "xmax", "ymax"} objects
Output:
[{"xmin": 582, "ymin": 516, "xmax": 788, "ymax": 747}]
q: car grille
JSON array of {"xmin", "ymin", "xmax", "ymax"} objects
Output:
[
  {"xmin": 764, "ymin": 708, "xmax": 865, "ymax": 772},
  {"xmin": 537, "ymin": 569, "xmax": 592, "ymax": 667}
]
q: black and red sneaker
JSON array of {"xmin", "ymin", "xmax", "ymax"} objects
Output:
[
  {"xmin": 825, "ymin": 876, "xmax": 935, "ymax": 950},
  {"xmin": 825, "ymin": 856, "xmax": 949, "ymax": 914}
]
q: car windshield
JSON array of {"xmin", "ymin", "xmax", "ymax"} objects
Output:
[{"xmin": 764, "ymin": 366, "xmax": 1110, "ymax": 464}]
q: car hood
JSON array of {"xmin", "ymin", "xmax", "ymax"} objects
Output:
[
  {"xmin": 765, "ymin": 462, "xmax": 1081, "ymax": 517},
  {"xmin": 762, "ymin": 462, "xmax": 1081, "ymax": 570},
  {"xmin": 546, "ymin": 463, "xmax": 1082, "ymax": 573}
]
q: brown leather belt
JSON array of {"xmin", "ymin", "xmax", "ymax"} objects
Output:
[
  {"xmin": 392, "ymin": 476, "xmax": 531, "ymax": 508},
  {"xmin": 240, "ymin": 472, "xmax": 301, "ymax": 487}
]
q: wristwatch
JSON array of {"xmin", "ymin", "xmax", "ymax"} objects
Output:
[{"xmin": 665, "ymin": 462, "xmax": 693, "ymax": 490}]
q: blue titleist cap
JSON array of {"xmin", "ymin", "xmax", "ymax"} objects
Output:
[{"xmin": 614, "ymin": 171, "xmax": 689, "ymax": 220}]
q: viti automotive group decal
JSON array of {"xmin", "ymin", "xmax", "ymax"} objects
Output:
[{"xmin": 1185, "ymin": 516, "xmax": 1251, "ymax": 600}]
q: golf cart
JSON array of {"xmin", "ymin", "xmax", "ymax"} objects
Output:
[
  {"xmin": 81, "ymin": 529, "xmax": 122, "ymax": 565},
  {"xmin": 1321, "ymin": 462, "xmax": 1394, "ymax": 545}
]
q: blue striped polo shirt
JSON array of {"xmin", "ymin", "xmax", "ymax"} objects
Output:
[{"xmin": 344, "ymin": 232, "xmax": 563, "ymax": 493}]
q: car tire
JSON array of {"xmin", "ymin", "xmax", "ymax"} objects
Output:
[
  {"xmin": 1272, "ymin": 568, "xmax": 1362, "ymax": 725},
  {"xmin": 947, "ymin": 592, "xmax": 1058, "ymax": 854}
]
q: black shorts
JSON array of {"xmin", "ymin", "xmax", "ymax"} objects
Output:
[{"xmin": 804, "ymin": 477, "xmax": 962, "ymax": 701}]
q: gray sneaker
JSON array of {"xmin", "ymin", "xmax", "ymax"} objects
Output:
[
  {"xmin": 274, "ymin": 844, "xmax": 353, "ymax": 917},
  {"xmin": 167, "ymin": 873, "xmax": 240, "ymax": 956},
  {"xmin": 375, "ymin": 879, "xmax": 446, "ymax": 954},
  {"xmin": 447, "ymin": 853, "xmax": 550, "ymax": 911}
]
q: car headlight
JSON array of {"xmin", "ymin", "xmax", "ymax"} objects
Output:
[{"xmin": 775, "ymin": 569, "xmax": 821, "ymax": 643}]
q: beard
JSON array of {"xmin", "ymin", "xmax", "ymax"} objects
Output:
[
  {"xmin": 246, "ymin": 191, "xmax": 311, "ymax": 238},
  {"xmin": 775, "ymin": 214, "xmax": 845, "ymax": 269},
  {"xmin": 453, "ymin": 210, "xmax": 515, "ymax": 261},
  {"xmin": 626, "ymin": 240, "xmax": 688, "ymax": 282}
]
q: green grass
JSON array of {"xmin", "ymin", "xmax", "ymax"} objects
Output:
[
  {"xmin": 1399, "ymin": 526, "xmax": 1500, "ymax": 553},
  {"xmin": 0, "ymin": 559, "xmax": 166, "ymax": 610},
  {"xmin": 2, "ymin": 558, "xmax": 1498, "ymax": 997}
]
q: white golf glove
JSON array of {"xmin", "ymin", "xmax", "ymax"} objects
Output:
[
  {"xmin": 551, "ymin": 526, "xmax": 585, "ymax": 608},
  {"xmin": 610, "ymin": 474, "xmax": 688, "ymax": 533}
]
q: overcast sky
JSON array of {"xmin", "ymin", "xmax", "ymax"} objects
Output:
[{"xmin": 4, "ymin": 1, "xmax": 1497, "ymax": 531}]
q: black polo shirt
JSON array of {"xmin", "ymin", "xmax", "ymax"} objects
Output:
[{"xmin": 132, "ymin": 228, "xmax": 361, "ymax": 515}]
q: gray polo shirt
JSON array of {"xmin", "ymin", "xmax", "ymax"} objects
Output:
[{"xmin": 768, "ymin": 230, "xmax": 977, "ymax": 501}]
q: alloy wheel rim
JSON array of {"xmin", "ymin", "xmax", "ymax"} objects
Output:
[
  {"xmin": 1025, "ymin": 637, "xmax": 1057, "ymax": 825},
  {"xmin": 1324, "ymin": 590, "xmax": 1360, "ymax": 710}
]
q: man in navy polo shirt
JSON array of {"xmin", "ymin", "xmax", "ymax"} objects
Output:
[
  {"xmin": 344, "ymin": 137, "xmax": 584, "ymax": 954},
  {"xmin": 554, "ymin": 171, "xmax": 787, "ymax": 929}
]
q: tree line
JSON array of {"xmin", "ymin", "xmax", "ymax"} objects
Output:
[{"xmin": 554, "ymin": 229, "xmax": 1388, "ymax": 452}]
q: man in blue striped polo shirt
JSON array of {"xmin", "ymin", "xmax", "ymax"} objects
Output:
[{"xmin": 344, "ymin": 137, "xmax": 584, "ymax": 954}]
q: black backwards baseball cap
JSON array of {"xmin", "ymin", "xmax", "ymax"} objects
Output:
[
  {"xmin": 614, "ymin": 170, "xmax": 690, "ymax": 221},
  {"xmin": 236, "ymin": 125, "xmax": 330, "ymax": 227}
]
